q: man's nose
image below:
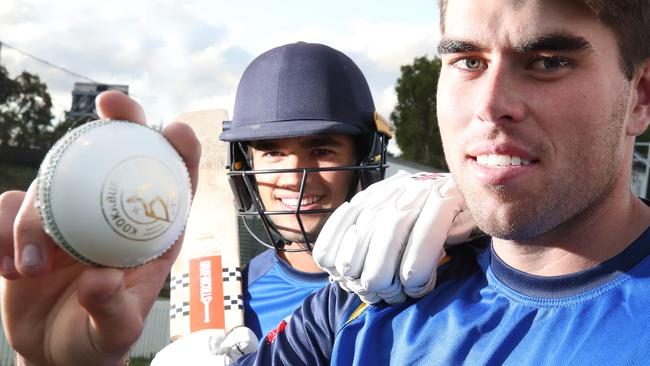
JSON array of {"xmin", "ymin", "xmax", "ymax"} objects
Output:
[
  {"xmin": 276, "ymin": 155, "xmax": 314, "ymax": 189},
  {"xmin": 475, "ymin": 61, "xmax": 526, "ymax": 125}
]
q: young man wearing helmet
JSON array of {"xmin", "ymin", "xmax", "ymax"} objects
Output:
[{"xmin": 218, "ymin": 42, "xmax": 395, "ymax": 339}]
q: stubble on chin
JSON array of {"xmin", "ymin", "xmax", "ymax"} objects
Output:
[{"xmin": 458, "ymin": 180, "xmax": 568, "ymax": 241}]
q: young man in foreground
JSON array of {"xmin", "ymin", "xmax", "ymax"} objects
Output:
[{"xmin": 235, "ymin": 0, "xmax": 650, "ymax": 364}]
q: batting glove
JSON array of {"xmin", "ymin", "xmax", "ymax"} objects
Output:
[
  {"xmin": 313, "ymin": 171, "xmax": 476, "ymax": 304},
  {"xmin": 151, "ymin": 327, "xmax": 258, "ymax": 366}
]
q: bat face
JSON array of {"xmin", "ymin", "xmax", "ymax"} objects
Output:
[{"xmin": 169, "ymin": 110, "xmax": 244, "ymax": 340}]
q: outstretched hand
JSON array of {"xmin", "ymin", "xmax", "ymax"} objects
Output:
[{"xmin": 0, "ymin": 90, "xmax": 201, "ymax": 366}]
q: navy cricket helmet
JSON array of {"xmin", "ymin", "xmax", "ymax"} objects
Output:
[{"xmin": 220, "ymin": 42, "xmax": 392, "ymax": 251}]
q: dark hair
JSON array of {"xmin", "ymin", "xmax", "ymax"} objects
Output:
[{"xmin": 438, "ymin": 0, "xmax": 650, "ymax": 79}]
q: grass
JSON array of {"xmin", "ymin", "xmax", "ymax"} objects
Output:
[{"xmin": 0, "ymin": 163, "xmax": 38, "ymax": 193}]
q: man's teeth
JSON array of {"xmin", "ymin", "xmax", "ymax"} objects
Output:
[
  {"xmin": 281, "ymin": 196, "xmax": 321, "ymax": 206},
  {"xmin": 476, "ymin": 154, "xmax": 531, "ymax": 167}
]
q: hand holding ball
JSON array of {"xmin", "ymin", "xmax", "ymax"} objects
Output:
[{"xmin": 36, "ymin": 120, "xmax": 192, "ymax": 268}]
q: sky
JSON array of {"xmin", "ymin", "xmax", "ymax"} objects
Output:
[{"xmin": 1, "ymin": 0, "xmax": 442, "ymax": 154}]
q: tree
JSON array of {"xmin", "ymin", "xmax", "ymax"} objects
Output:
[
  {"xmin": 0, "ymin": 65, "xmax": 54, "ymax": 149},
  {"xmin": 391, "ymin": 56, "xmax": 446, "ymax": 170},
  {"xmin": 638, "ymin": 128, "xmax": 650, "ymax": 143},
  {"xmin": 49, "ymin": 113, "xmax": 96, "ymax": 143},
  {"xmin": 0, "ymin": 65, "xmax": 20, "ymax": 147}
]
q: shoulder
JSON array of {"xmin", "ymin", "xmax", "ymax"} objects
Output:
[
  {"xmin": 236, "ymin": 283, "xmax": 361, "ymax": 366},
  {"xmin": 243, "ymin": 249, "xmax": 276, "ymax": 287},
  {"xmin": 295, "ymin": 282, "xmax": 361, "ymax": 326},
  {"xmin": 277, "ymin": 283, "xmax": 361, "ymax": 359},
  {"xmin": 440, "ymin": 236, "xmax": 490, "ymax": 280}
]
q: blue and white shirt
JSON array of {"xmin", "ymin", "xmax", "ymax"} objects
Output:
[
  {"xmin": 242, "ymin": 249, "xmax": 329, "ymax": 340},
  {"xmin": 238, "ymin": 227, "xmax": 650, "ymax": 365}
]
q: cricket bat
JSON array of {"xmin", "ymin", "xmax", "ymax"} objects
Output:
[{"xmin": 169, "ymin": 109, "xmax": 244, "ymax": 340}]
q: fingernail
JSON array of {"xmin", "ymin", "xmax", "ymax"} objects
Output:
[
  {"xmin": 2, "ymin": 257, "xmax": 17, "ymax": 277},
  {"xmin": 21, "ymin": 244, "xmax": 43, "ymax": 268}
]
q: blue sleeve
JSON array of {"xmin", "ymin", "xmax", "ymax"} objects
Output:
[{"xmin": 235, "ymin": 282, "xmax": 360, "ymax": 365}]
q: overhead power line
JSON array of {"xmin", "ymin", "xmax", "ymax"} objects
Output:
[{"xmin": 0, "ymin": 40, "xmax": 100, "ymax": 84}]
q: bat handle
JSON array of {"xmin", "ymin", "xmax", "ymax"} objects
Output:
[{"xmin": 201, "ymin": 298, "xmax": 212, "ymax": 323}]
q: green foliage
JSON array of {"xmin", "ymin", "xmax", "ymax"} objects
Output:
[
  {"xmin": 390, "ymin": 56, "xmax": 446, "ymax": 170},
  {"xmin": 0, "ymin": 66, "xmax": 20, "ymax": 148},
  {"xmin": 0, "ymin": 162, "xmax": 38, "ymax": 193},
  {"xmin": 637, "ymin": 128, "xmax": 650, "ymax": 143},
  {"xmin": 128, "ymin": 357, "xmax": 153, "ymax": 366},
  {"xmin": 0, "ymin": 65, "xmax": 54, "ymax": 149},
  {"xmin": 50, "ymin": 113, "xmax": 96, "ymax": 143}
]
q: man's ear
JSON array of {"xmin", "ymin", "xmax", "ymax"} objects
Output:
[{"xmin": 628, "ymin": 59, "xmax": 650, "ymax": 136}]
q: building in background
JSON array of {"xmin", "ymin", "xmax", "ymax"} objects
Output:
[{"xmin": 67, "ymin": 82, "xmax": 129, "ymax": 120}]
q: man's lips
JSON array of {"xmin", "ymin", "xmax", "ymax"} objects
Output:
[
  {"xmin": 475, "ymin": 153, "xmax": 531, "ymax": 167},
  {"xmin": 275, "ymin": 195, "xmax": 324, "ymax": 209},
  {"xmin": 469, "ymin": 158, "xmax": 539, "ymax": 185},
  {"xmin": 466, "ymin": 144, "xmax": 540, "ymax": 184},
  {"xmin": 467, "ymin": 143, "xmax": 538, "ymax": 163}
]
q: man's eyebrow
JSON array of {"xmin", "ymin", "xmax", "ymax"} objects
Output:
[
  {"xmin": 437, "ymin": 32, "xmax": 593, "ymax": 55},
  {"xmin": 515, "ymin": 33, "xmax": 593, "ymax": 53},
  {"xmin": 300, "ymin": 136, "xmax": 345, "ymax": 148},
  {"xmin": 437, "ymin": 39, "xmax": 481, "ymax": 55},
  {"xmin": 249, "ymin": 136, "xmax": 345, "ymax": 151},
  {"xmin": 249, "ymin": 140, "xmax": 278, "ymax": 151}
]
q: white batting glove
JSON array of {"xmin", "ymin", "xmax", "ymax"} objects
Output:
[
  {"xmin": 313, "ymin": 171, "xmax": 476, "ymax": 304},
  {"xmin": 151, "ymin": 327, "xmax": 258, "ymax": 366},
  {"xmin": 213, "ymin": 326, "xmax": 259, "ymax": 360}
]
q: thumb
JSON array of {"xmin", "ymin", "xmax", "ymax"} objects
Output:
[
  {"xmin": 96, "ymin": 90, "xmax": 147, "ymax": 125},
  {"xmin": 77, "ymin": 268, "xmax": 144, "ymax": 357}
]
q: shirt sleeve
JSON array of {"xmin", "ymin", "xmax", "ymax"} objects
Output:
[{"xmin": 235, "ymin": 282, "xmax": 360, "ymax": 366}]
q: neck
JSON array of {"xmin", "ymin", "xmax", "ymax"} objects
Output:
[
  {"xmin": 278, "ymin": 242, "xmax": 323, "ymax": 273},
  {"xmin": 493, "ymin": 185, "xmax": 650, "ymax": 277}
]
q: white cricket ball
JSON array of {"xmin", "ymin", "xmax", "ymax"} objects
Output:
[{"xmin": 36, "ymin": 120, "xmax": 192, "ymax": 268}]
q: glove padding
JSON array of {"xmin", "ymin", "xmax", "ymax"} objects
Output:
[
  {"xmin": 151, "ymin": 327, "xmax": 258, "ymax": 366},
  {"xmin": 313, "ymin": 171, "xmax": 476, "ymax": 304},
  {"xmin": 213, "ymin": 326, "xmax": 259, "ymax": 360}
]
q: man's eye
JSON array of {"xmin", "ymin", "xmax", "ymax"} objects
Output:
[
  {"xmin": 262, "ymin": 151, "xmax": 283, "ymax": 158},
  {"xmin": 529, "ymin": 57, "xmax": 570, "ymax": 71},
  {"xmin": 453, "ymin": 58, "xmax": 486, "ymax": 70},
  {"xmin": 313, "ymin": 148, "xmax": 334, "ymax": 157}
]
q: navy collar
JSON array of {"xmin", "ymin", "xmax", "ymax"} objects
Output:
[{"xmin": 488, "ymin": 226, "xmax": 650, "ymax": 299}]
